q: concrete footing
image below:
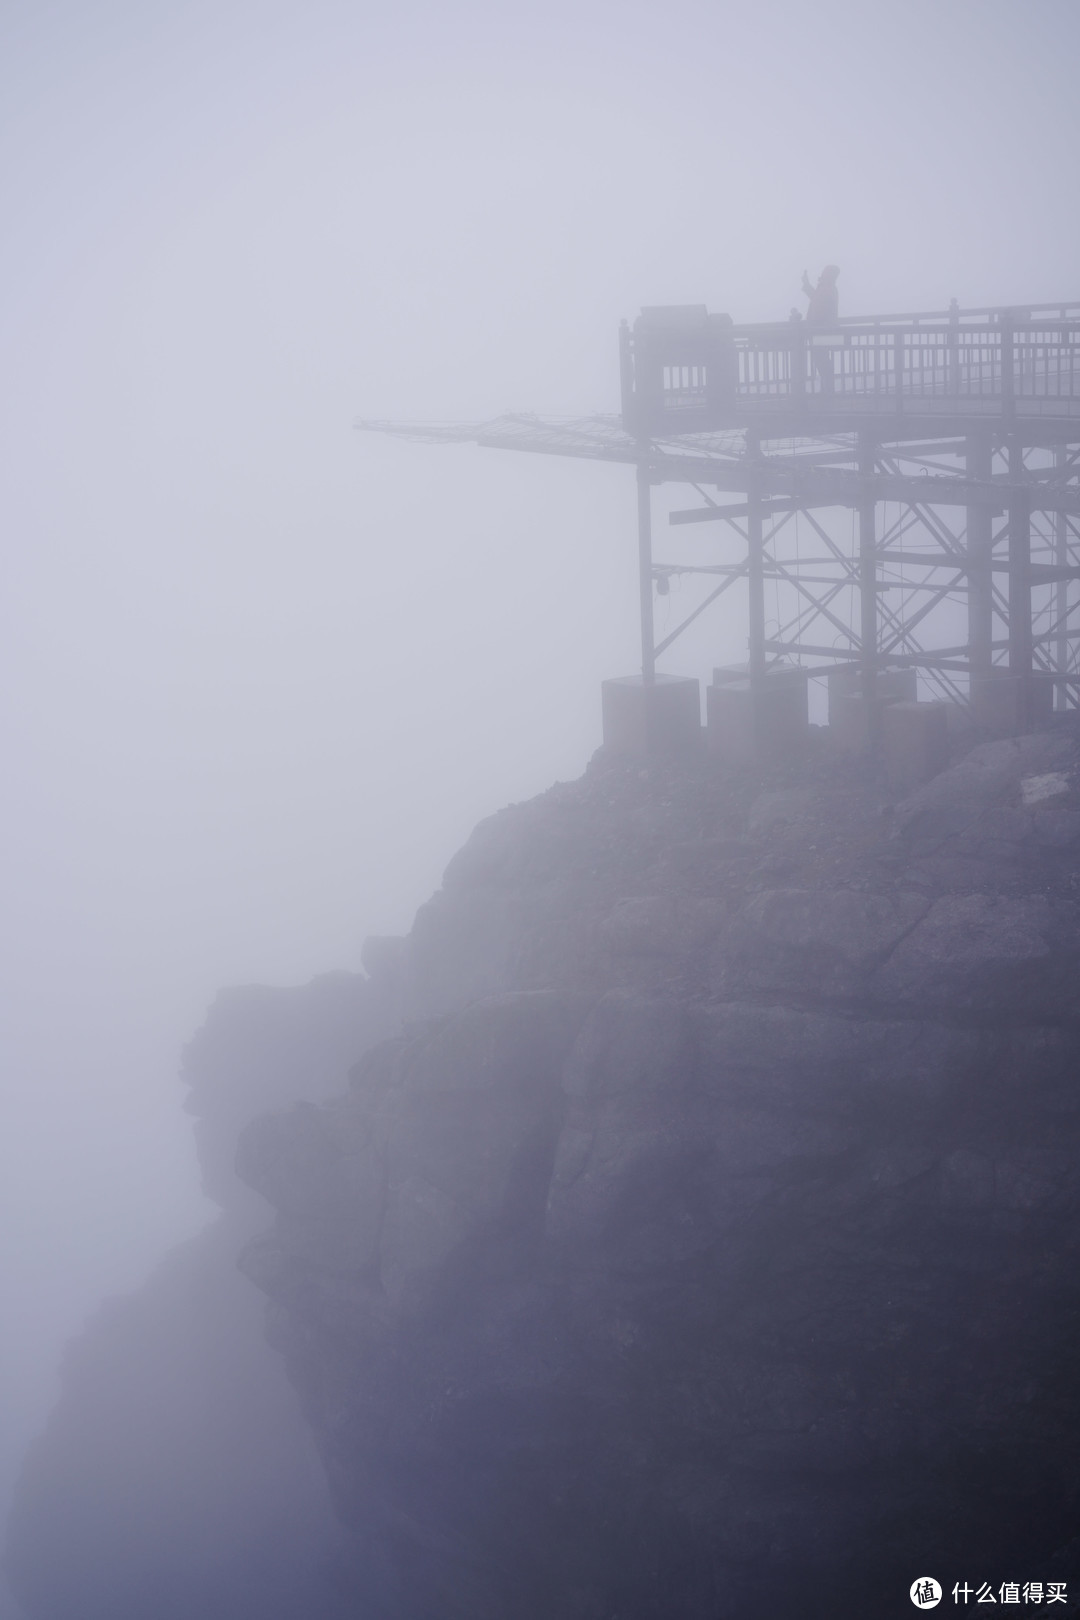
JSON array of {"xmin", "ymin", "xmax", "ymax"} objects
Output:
[
  {"xmin": 881, "ymin": 701, "xmax": 950, "ymax": 794},
  {"xmin": 828, "ymin": 669, "xmax": 920, "ymax": 754},
  {"xmin": 706, "ymin": 668, "xmax": 809, "ymax": 764},
  {"xmin": 601, "ymin": 674, "xmax": 701, "ymax": 756},
  {"xmin": 971, "ymin": 673, "xmax": 1054, "ymax": 737},
  {"xmin": 829, "ymin": 694, "xmax": 886, "ymax": 754},
  {"xmin": 827, "ymin": 667, "xmax": 917, "ymax": 727}
]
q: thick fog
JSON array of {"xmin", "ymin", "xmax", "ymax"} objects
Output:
[{"xmin": 1, "ymin": 1, "xmax": 1078, "ymax": 1612}]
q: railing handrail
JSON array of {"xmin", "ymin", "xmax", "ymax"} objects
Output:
[
  {"xmin": 732, "ymin": 303, "xmax": 1080, "ymax": 341},
  {"xmin": 847, "ymin": 302, "xmax": 1080, "ymax": 323}
]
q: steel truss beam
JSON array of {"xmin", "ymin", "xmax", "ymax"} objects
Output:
[
  {"xmin": 357, "ymin": 298, "xmax": 1080, "ymax": 711},
  {"xmin": 643, "ymin": 427, "xmax": 1080, "ymax": 709}
]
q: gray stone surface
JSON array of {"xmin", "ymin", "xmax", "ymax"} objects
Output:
[
  {"xmin": 231, "ymin": 719, "xmax": 1080, "ymax": 1620},
  {"xmin": 238, "ymin": 975, "xmax": 1080, "ymax": 1619},
  {"xmin": 892, "ymin": 730, "xmax": 1079, "ymax": 844},
  {"xmin": 716, "ymin": 886, "xmax": 929, "ymax": 996},
  {"xmin": 15, "ymin": 719, "xmax": 1080, "ymax": 1620},
  {"xmin": 873, "ymin": 892, "xmax": 1080, "ymax": 1014}
]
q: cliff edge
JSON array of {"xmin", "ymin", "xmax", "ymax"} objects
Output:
[{"xmin": 236, "ymin": 724, "xmax": 1080, "ymax": 1619}]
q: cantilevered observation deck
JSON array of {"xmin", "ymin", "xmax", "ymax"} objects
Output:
[{"xmin": 359, "ymin": 300, "xmax": 1080, "ymax": 762}]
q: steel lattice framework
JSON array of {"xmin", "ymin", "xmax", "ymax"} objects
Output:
[{"xmin": 358, "ymin": 300, "xmax": 1080, "ymax": 711}]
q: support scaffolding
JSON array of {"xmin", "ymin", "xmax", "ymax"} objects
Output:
[{"xmin": 358, "ymin": 300, "xmax": 1080, "ymax": 745}]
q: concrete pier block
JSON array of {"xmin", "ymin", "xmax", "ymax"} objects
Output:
[
  {"xmin": 705, "ymin": 681, "xmax": 757, "ymax": 764},
  {"xmin": 827, "ymin": 667, "xmax": 917, "ymax": 726},
  {"xmin": 828, "ymin": 694, "xmax": 885, "ymax": 754},
  {"xmin": 601, "ymin": 674, "xmax": 701, "ymax": 757},
  {"xmin": 705, "ymin": 670, "xmax": 809, "ymax": 764},
  {"xmin": 971, "ymin": 673, "xmax": 1054, "ymax": 737},
  {"xmin": 881, "ymin": 701, "xmax": 950, "ymax": 794}
]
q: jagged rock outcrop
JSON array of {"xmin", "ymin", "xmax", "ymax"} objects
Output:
[
  {"xmin": 236, "ymin": 724, "xmax": 1080, "ymax": 1619},
  {"xmin": 5, "ymin": 969, "xmax": 400, "ymax": 1620}
]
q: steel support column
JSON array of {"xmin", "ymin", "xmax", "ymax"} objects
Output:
[
  {"xmin": 747, "ymin": 433, "xmax": 766, "ymax": 690},
  {"xmin": 636, "ymin": 451, "xmax": 655, "ymax": 684},
  {"xmin": 1054, "ymin": 443, "xmax": 1069, "ymax": 710},
  {"xmin": 966, "ymin": 432, "xmax": 994, "ymax": 680},
  {"xmin": 858, "ymin": 433, "xmax": 878, "ymax": 704},
  {"xmin": 1008, "ymin": 437, "xmax": 1032, "ymax": 675}
]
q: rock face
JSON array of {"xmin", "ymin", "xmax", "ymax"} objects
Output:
[
  {"xmin": 235, "ymin": 725, "xmax": 1080, "ymax": 1619},
  {"xmin": 10, "ymin": 725, "xmax": 1080, "ymax": 1619},
  {"xmin": 5, "ymin": 970, "xmax": 400, "ymax": 1620}
]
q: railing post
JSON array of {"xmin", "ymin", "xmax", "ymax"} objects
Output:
[
  {"xmin": 791, "ymin": 326, "xmax": 806, "ymax": 402},
  {"xmin": 1000, "ymin": 309, "xmax": 1015, "ymax": 420},
  {"xmin": 895, "ymin": 327, "xmax": 905, "ymax": 414},
  {"xmin": 636, "ymin": 450, "xmax": 655, "ymax": 685},
  {"xmin": 948, "ymin": 298, "xmax": 960, "ymax": 395}
]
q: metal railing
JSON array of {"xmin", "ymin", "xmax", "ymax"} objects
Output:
[{"xmin": 729, "ymin": 306, "xmax": 1080, "ymax": 414}]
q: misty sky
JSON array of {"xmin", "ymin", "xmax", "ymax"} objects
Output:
[{"xmin": 2, "ymin": 1, "xmax": 1079, "ymax": 1610}]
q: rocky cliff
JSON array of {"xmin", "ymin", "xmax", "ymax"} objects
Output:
[
  {"xmin": 5, "ymin": 970, "xmax": 400, "ymax": 1620},
  {"xmin": 9, "ymin": 723, "xmax": 1080, "ymax": 1620},
  {"xmin": 235, "ymin": 724, "xmax": 1080, "ymax": 1619}
]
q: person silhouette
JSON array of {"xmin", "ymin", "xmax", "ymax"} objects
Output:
[
  {"xmin": 801, "ymin": 264, "xmax": 840, "ymax": 393},
  {"xmin": 802, "ymin": 264, "xmax": 840, "ymax": 324}
]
